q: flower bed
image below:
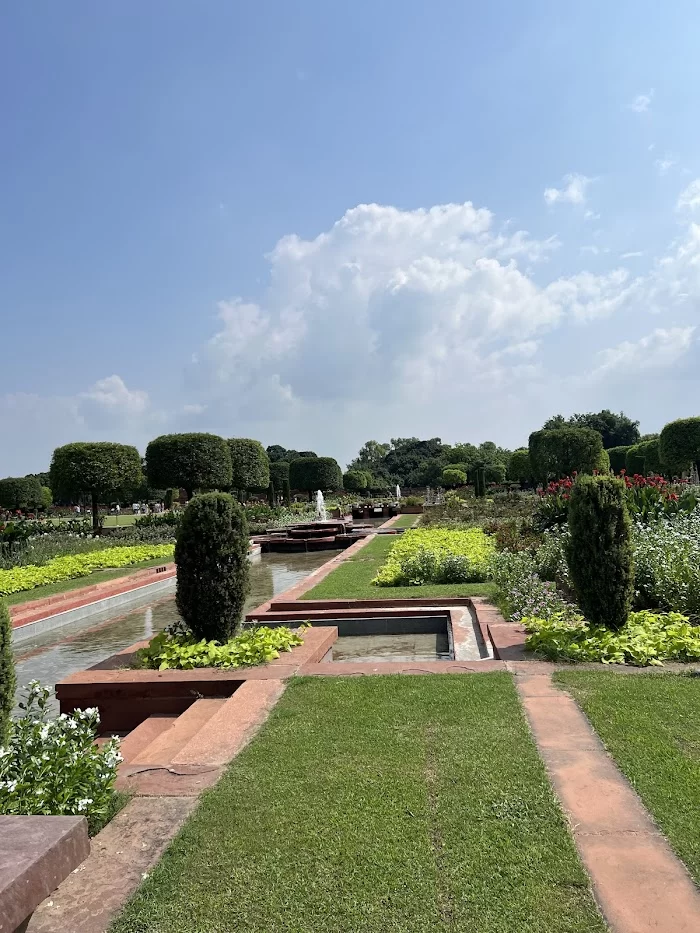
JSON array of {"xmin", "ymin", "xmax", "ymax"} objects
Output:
[
  {"xmin": 0, "ymin": 544, "xmax": 174, "ymax": 596},
  {"xmin": 372, "ymin": 528, "xmax": 495, "ymax": 586},
  {"xmin": 136, "ymin": 624, "xmax": 306, "ymax": 671}
]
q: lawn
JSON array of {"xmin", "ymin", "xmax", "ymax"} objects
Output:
[
  {"xmin": 302, "ymin": 534, "xmax": 496, "ymax": 600},
  {"xmin": 111, "ymin": 675, "xmax": 604, "ymax": 933},
  {"xmin": 6, "ymin": 557, "xmax": 172, "ymax": 607},
  {"xmin": 555, "ymin": 671, "xmax": 700, "ymax": 884},
  {"xmin": 392, "ymin": 513, "xmax": 420, "ymax": 528}
]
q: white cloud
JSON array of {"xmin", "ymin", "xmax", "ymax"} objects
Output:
[
  {"xmin": 79, "ymin": 375, "xmax": 149, "ymax": 417},
  {"xmin": 594, "ymin": 327, "xmax": 696, "ymax": 376},
  {"xmin": 677, "ymin": 179, "xmax": 700, "ymax": 212},
  {"xmin": 630, "ymin": 90, "xmax": 654, "ymax": 113},
  {"xmin": 584, "ymin": 209, "xmax": 600, "ymax": 221},
  {"xmin": 544, "ymin": 173, "xmax": 593, "ymax": 206},
  {"xmin": 621, "ymin": 251, "xmax": 644, "ymax": 259},
  {"xmin": 544, "ymin": 268, "xmax": 638, "ymax": 322},
  {"xmin": 655, "ymin": 157, "xmax": 676, "ymax": 176}
]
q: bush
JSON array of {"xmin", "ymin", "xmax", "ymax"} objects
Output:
[
  {"xmin": 528, "ymin": 428, "xmax": 605, "ymax": 483},
  {"xmin": 228, "ymin": 438, "xmax": 270, "ymax": 497},
  {"xmin": 343, "ymin": 470, "xmax": 370, "ymax": 493},
  {"xmin": 488, "ymin": 550, "xmax": 576, "ymax": 623},
  {"xmin": 659, "ymin": 417, "xmax": 700, "ymax": 475},
  {"xmin": 607, "ymin": 446, "xmax": 630, "ymax": 474},
  {"xmin": 637, "ymin": 437, "xmax": 663, "ymax": 474},
  {"xmin": 0, "ymin": 544, "xmax": 174, "ymax": 596},
  {"xmin": 289, "ymin": 457, "xmax": 343, "ymax": 500},
  {"xmin": 0, "ymin": 476, "xmax": 43, "ymax": 511},
  {"xmin": 137, "ymin": 625, "xmax": 305, "ymax": 670},
  {"xmin": 632, "ymin": 508, "xmax": 700, "ymax": 614},
  {"xmin": 508, "ymin": 449, "xmax": 532, "ymax": 484},
  {"xmin": 566, "ymin": 475, "xmax": 633, "ymax": 630},
  {"xmin": 442, "ymin": 468, "xmax": 467, "ymax": 488},
  {"xmin": 0, "ymin": 682, "xmax": 122, "ymax": 835},
  {"xmin": 146, "ymin": 433, "xmax": 232, "ymax": 499},
  {"xmin": 0, "ymin": 600, "xmax": 14, "ymax": 745},
  {"xmin": 175, "ymin": 493, "xmax": 249, "ymax": 641},
  {"xmin": 270, "ymin": 462, "xmax": 290, "ymax": 504},
  {"xmin": 484, "ymin": 462, "xmax": 507, "ymax": 484},
  {"xmin": 625, "ymin": 444, "xmax": 647, "ymax": 475},
  {"xmin": 373, "ymin": 528, "xmax": 495, "ymax": 586}
]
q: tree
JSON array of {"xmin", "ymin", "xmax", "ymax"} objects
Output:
[
  {"xmin": 637, "ymin": 437, "xmax": 663, "ymax": 475},
  {"xmin": 0, "ymin": 476, "xmax": 43, "ymax": 511},
  {"xmin": 289, "ymin": 457, "xmax": 343, "ymax": 500},
  {"xmin": 175, "ymin": 493, "xmax": 249, "ymax": 641},
  {"xmin": 607, "ymin": 446, "xmax": 630, "ymax": 474},
  {"xmin": 566, "ymin": 475, "xmax": 633, "ymax": 630},
  {"xmin": 625, "ymin": 445, "xmax": 646, "ymax": 475},
  {"xmin": 270, "ymin": 461, "xmax": 291, "ymax": 505},
  {"xmin": 227, "ymin": 438, "xmax": 270, "ymax": 500},
  {"xmin": 528, "ymin": 428, "xmax": 605, "ymax": 483},
  {"xmin": 659, "ymin": 417, "xmax": 700, "ymax": 475},
  {"xmin": 383, "ymin": 437, "xmax": 443, "ymax": 484},
  {"xmin": 484, "ymin": 462, "xmax": 507, "ymax": 484},
  {"xmin": 543, "ymin": 410, "xmax": 640, "ymax": 448},
  {"xmin": 0, "ymin": 599, "xmax": 15, "ymax": 745},
  {"xmin": 508, "ymin": 449, "xmax": 532, "ymax": 484},
  {"xmin": 297, "ymin": 450, "xmax": 317, "ymax": 459},
  {"xmin": 343, "ymin": 470, "xmax": 371, "ymax": 493},
  {"xmin": 40, "ymin": 486, "xmax": 53, "ymax": 511},
  {"xmin": 442, "ymin": 467, "xmax": 467, "ymax": 488},
  {"xmin": 266, "ymin": 445, "xmax": 288, "ymax": 463},
  {"xmin": 50, "ymin": 442, "xmax": 143, "ymax": 532},
  {"xmin": 146, "ymin": 433, "xmax": 232, "ymax": 500}
]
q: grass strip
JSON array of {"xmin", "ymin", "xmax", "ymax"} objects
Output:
[
  {"xmin": 391, "ymin": 514, "xmax": 420, "ymax": 528},
  {"xmin": 555, "ymin": 670, "xmax": 700, "ymax": 884},
  {"xmin": 6, "ymin": 557, "xmax": 172, "ymax": 607},
  {"xmin": 302, "ymin": 534, "xmax": 495, "ymax": 600},
  {"xmin": 111, "ymin": 675, "xmax": 604, "ymax": 933}
]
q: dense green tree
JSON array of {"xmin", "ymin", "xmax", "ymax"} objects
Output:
[
  {"xmin": 442, "ymin": 467, "xmax": 467, "ymax": 488},
  {"xmin": 289, "ymin": 457, "xmax": 343, "ymax": 500},
  {"xmin": 146, "ymin": 433, "xmax": 232, "ymax": 500},
  {"xmin": 343, "ymin": 470, "xmax": 371, "ymax": 493},
  {"xmin": 266, "ymin": 445, "xmax": 288, "ymax": 462},
  {"xmin": 270, "ymin": 461, "xmax": 290, "ymax": 505},
  {"xmin": 625, "ymin": 445, "xmax": 646, "ymax": 475},
  {"xmin": 175, "ymin": 493, "xmax": 249, "ymax": 641},
  {"xmin": 297, "ymin": 450, "xmax": 317, "ymax": 459},
  {"xmin": 0, "ymin": 476, "xmax": 43, "ymax": 511},
  {"xmin": 50, "ymin": 442, "xmax": 143, "ymax": 531},
  {"xmin": 0, "ymin": 599, "xmax": 15, "ymax": 745},
  {"xmin": 636, "ymin": 437, "xmax": 663, "ymax": 475},
  {"xmin": 607, "ymin": 446, "xmax": 631, "ymax": 474},
  {"xmin": 543, "ymin": 410, "xmax": 640, "ymax": 449},
  {"xmin": 348, "ymin": 440, "xmax": 391, "ymax": 473},
  {"xmin": 659, "ymin": 417, "xmax": 700, "ymax": 475},
  {"xmin": 566, "ymin": 475, "xmax": 633, "ymax": 630},
  {"xmin": 227, "ymin": 438, "xmax": 270, "ymax": 500},
  {"xmin": 40, "ymin": 486, "xmax": 53, "ymax": 511},
  {"xmin": 507, "ymin": 449, "xmax": 532, "ymax": 484},
  {"xmin": 528, "ymin": 428, "xmax": 605, "ymax": 483}
]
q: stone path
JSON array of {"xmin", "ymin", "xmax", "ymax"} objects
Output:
[{"xmin": 516, "ymin": 672, "xmax": 700, "ymax": 933}]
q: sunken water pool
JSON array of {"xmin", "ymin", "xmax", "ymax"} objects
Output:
[{"xmin": 332, "ymin": 632, "xmax": 451, "ymax": 663}]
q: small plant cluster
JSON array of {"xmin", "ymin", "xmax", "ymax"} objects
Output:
[
  {"xmin": 373, "ymin": 528, "xmax": 495, "ymax": 586},
  {"xmin": 524, "ymin": 610, "xmax": 700, "ymax": 666},
  {"xmin": 0, "ymin": 544, "xmax": 174, "ymax": 596},
  {"xmin": 533, "ymin": 476, "xmax": 575, "ymax": 530},
  {"xmin": 136, "ymin": 624, "xmax": 306, "ymax": 670},
  {"xmin": 622, "ymin": 472, "xmax": 698, "ymax": 523},
  {"xmin": 0, "ymin": 682, "xmax": 122, "ymax": 835},
  {"xmin": 633, "ymin": 508, "xmax": 700, "ymax": 614},
  {"xmin": 134, "ymin": 511, "xmax": 181, "ymax": 528},
  {"xmin": 487, "ymin": 550, "xmax": 577, "ymax": 623}
]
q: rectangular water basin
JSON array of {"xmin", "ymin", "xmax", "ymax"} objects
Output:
[{"xmin": 332, "ymin": 631, "xmax": 451, "ymax": 663}]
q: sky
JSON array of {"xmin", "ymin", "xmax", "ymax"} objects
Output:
[{"xmin": 2, "ymin": 1, "xmax": 700, "ymax": 475}]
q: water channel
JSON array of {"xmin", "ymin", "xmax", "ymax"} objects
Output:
[{"xmin": 13, "ymin": 550, "xmax": 340, "ymax": 713}]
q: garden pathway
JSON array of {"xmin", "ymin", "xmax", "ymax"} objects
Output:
[{"xmin": 516, "ymin": 672, "xmax": 700, "ymax": 933}]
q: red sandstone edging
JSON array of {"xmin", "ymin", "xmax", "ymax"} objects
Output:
[
  {"xmin": 11, "ymin": 563, "xmax": 175, "ymax": 629},
  {"xmin": 300, "ymin": 659, "xmax": 507, "ymax": 675},
  {"xmin": 517, "ymin": 673, "xmax": 700, "ymax": 932}
]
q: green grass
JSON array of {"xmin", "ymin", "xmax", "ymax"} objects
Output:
[
  {"xmin": 555, "ymin": 671, "xmax": 700, "ymax": 884},
  {"xmin": 392, "ymin": 513, "xmax": 420, "ymax": 528},
  {"xmin": 302, "ymin": 534, "xmax": 496, "ymax": 600},
  {"xmin": 6, "ymin": 557, "xmax": 172, "ymax": 607},
  {"xmin": 111, "ymin": 675, "xmax": 604, "ymax": 933},
  {"xmin": 101, "ymin": 514, "xmax": 139, "ymax": 527}
]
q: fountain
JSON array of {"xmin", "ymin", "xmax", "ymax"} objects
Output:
[
  {"xmin": 395, "ymin": 484, "xmax": 401, "ymax": 501},
  {"xmin": 315, "ymin": 490, "xmax": 328, "ymax": 522}
]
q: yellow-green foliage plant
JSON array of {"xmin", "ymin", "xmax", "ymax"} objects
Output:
[{"xmin": 373, "ymin": 527, "xmax": 495, "ymax": 586}]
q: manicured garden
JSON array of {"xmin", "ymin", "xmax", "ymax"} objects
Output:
[
  {"xmin": 111, "ymin": 675, "xmax": 606, "ymax": 933},
  {"xmin": 555, "ymin": 671, "xmax": 700, "ymax": 884}
]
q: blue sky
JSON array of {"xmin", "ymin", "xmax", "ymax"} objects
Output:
[{"xmin": 2, "ymin": 1, "xmax": 699, "ymax": 474}]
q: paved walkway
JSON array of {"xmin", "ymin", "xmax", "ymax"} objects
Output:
[{"xmin": 517, "ymin": 672, "xmax": 700, "ymax": 933}]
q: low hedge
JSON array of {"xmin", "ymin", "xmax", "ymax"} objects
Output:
[
  {"xmin": 373, "ymin": 527, "xmax": 495, "ymax": 586},
  {"xmin": 0, "ymin": 544, "xmax": 174, "ymax": 596}
]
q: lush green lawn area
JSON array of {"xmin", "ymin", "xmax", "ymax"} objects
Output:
[
  {"xmin": 101, "ymin": 514, "xmax": 139, "ymax": 527},
  {"xmin": 6, "ymin": 557, "xmax": 172, "ymax": 608},
  {"xmin": 392, "ymin": 513, "xmax": 420, "ymax": 528},
  {"xmin": 111, "ymin": 675, "xmax": 604, "ymax": 933},
  {"xmin": 302, "ymin": 534, "xmax": 495, "ymax": 601},
  {"xmin": 556, "ymin": 671, "xmax": 700, "ymax": 884}
]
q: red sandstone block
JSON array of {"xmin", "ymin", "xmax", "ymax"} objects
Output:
[
  {"xmin": 131, "ymin": 699, "xmax": 225, "ymax": 765},
  {"xmin": 118, "ymin": 714, "xmax": 178, "ymax": 764}
]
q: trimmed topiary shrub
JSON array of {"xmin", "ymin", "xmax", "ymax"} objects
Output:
[
  {"xmin": 625, "ymin": 444, "xmax": 647, "ymax": 475},
  {"xmin": 474, "ymin": 465, "xmax": 486, "ymax": 498},
  {"xmin": 289, "ymin": 457, "xmax": 343, "ymax": 500},
  {"xmin": 508, "ymin": 448, "xmax": 532, "ymax": 484},
  {"xmin": 637, "ymin": 437, "xmax": 663, "ymax": 475},
  {"xmin": 227, "ymin": 438, "xmax": 270, "ymax": 499},
  {"xmin": 0, "ymin": 476, "xmax": 44, "ymax": 511},
  {"xmin": 596, "ymin": 448, "xmax": 611, "ymax": 474},
  {"xmin": 659, "ymin": 417, "xmax": 700, "ymax": 475},
  {"xmin": 566, "ymin": 475, "xmax": 633, "ymax": 631},
  {"xmin": 146, "ymin": 434, "xmax": 232, "ymax": 500},
  {"xmin": 484, "ymin": 462, "xmax": 507, "ymax": 484},
  {"xmin": 607, "ymin": 446, "xmax": 630, "ymax": 474},
  {"xmin": 270, "ymin": 462, "xmax": 290, "ymax": 506},
  {"xmin": 175, "ymin": 493, "xmax": 250, "ymax": 641},
  {"xmin": 343, "ymin": 470, "xmax": 370, "ymax": 493},
  {"xmin": 442, "ymin": 468, "xmax": 467, "ymax": 488},
  {"xmin": 0, "ymin": 599, "xmax": 14, "ymax": 745},
  {"xmin": 530, "ymin": 428, "xmax": 605, "ymax": 482}
]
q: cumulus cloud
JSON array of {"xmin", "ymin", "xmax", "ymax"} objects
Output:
[
  {"xmin": 655, "ymin": 156, "xmax": 676, "ymax": 176},
  {"xmin": 677, "ymin": 179, "xmax": 700, "ymax": 212},
  {"xmin": 544, "ymin": 174, "xmax": 593, "ymax": 206},
  {"xmin": 629, "ymin": 90, "xmax": 654, "ymax": 113},
  {"xmin": 594, "ymin": 327, "xmax": 696, "ymax": 376}
]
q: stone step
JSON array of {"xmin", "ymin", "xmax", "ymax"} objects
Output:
[
  {"xmin": 131, "ymin": 699, "xmax": 225, "ymax": 765},
  {"xmin": 118, "ymin": 714, "xmax": 179, "ymax": 764}
]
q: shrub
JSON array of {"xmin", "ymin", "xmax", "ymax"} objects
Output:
[
  {"xmin": 270, "ymin": 461, "xmax": 291, "ymax": 505},
  {"xmin": 0, "ymin": 476, "xmax": 43, "ymax": 511},
  {"xmin": 659, "ymin": 417, "xmax": 700, "ymax": 475},
  {"xmin": 566, "ymin": 475, "xmax": 633, "ymax": 630},
  {"xmin": 175, "ymin": 493, "xmax": 249, "ymax": 641},
  {"xmin": 40, "ymin": 486, "xmax": 52, "ymax": 511},
  {"xmin": 607, "ymin": 446, "xmax": 630, "ymax": 474},
  {"xmin": 528, "ymin": 428, "xmax": 605, "ymax": 482},
  {"xmin": 227, "ymin": 438, "xmax": 270, "ymax": 498},
  {"xmin": 508, "ymin": 449, "xmax": 532, "ymax": 484},
  {"xmin": 343, "ymin": 470, "xmax": 370, "ymax": 493},
  {"xmin": 625, "ymin": 444, "xmax": 647, "ymax": 475},
  {"xmin": 0, "ymin": 682, "xmax": 122, "ymax": 835},
  {"xmin": 623, "ymin": 474, "xmax": 698, "ymax": 524},
  {"xmin": 632, "ymin": 508, "xmax": 700, "ymax": 614},
  {"xmin": 442, "ymin": 467, "xmax": 467, "ymax": 488},
  {"xmin": 289, "ymin": 457, "xmax": 342, "ymax": 500},
  {"xmin": 146, "ymin": 433, "xmax": 232, "ymax": 500},
  {"xmin": 373, "ymin": 527, "xmax": 495, "ymax": 586},
  {"xmin": 524, "ymin": 610, "xmax": 700, "ymax": 666},
  {"xmin": 137, "ymin": 624, "xmax": 305, "ymax": 670},
  {"xmin": 484, "ymin": 462, "xmax": 507, "ymax": 484},
  {"xmin": 0, "ymin": 544, "xmax": 174, "ymax": 596},
  {"xmin": 50, "ymin": 442, "xmax": 143, "ymax": 532},
  {"xmin": 0, "ymin": 600, "xmax": 14, "ymax": 745},
  {"xmin": 637, "ymin": 437, "xmax": 663, "ymax": 474},
  {"xmin": 487, "ymin": 550, "xmax": 576, "ymax": 623}
]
